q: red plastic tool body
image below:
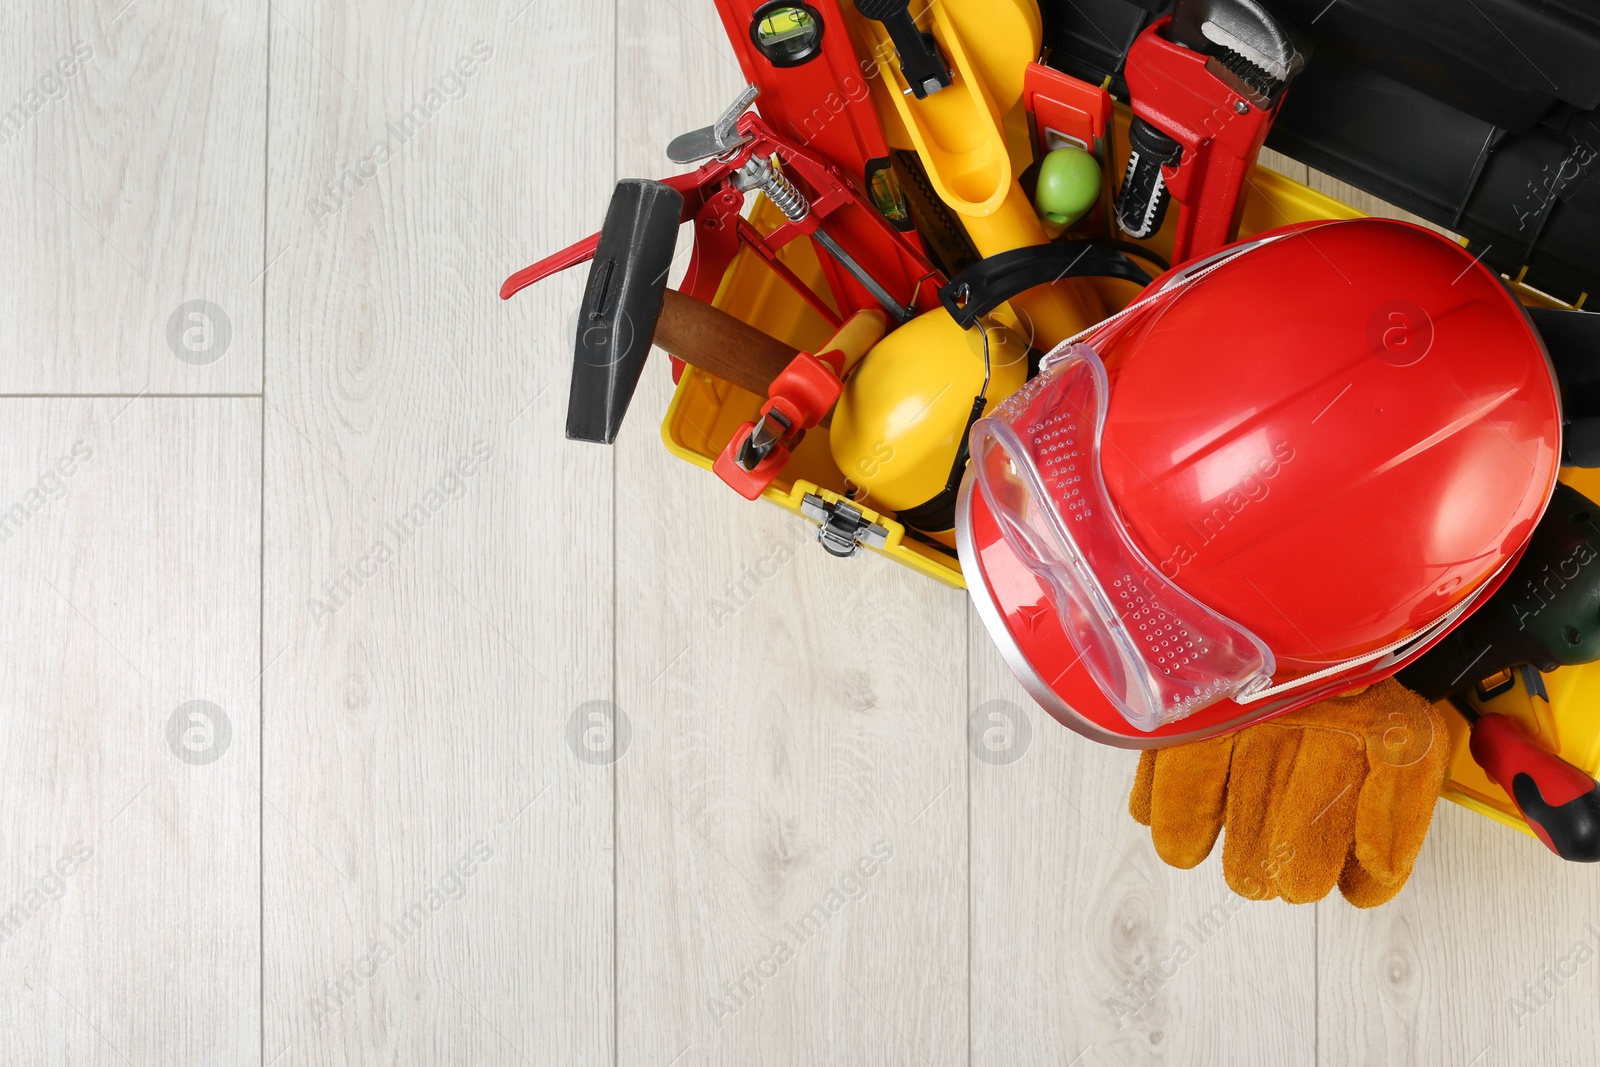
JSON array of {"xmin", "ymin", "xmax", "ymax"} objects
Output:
[
  {"xmin": 709, "ymin": 0, "xmax": 892, "ymax": 186},
  {"xmin": 1470, "ymin": 713, "xmax": 1600, "ymax": 859},
  {"xmin": 1022, "ymin": 63, "xmax": 1116, "ymax": 237},
  {"xmin": 1122, "ymin": 17, "xmax": 1276, "ymax": 264},
  {"xmin": 1023, "ymin": 63, "xmax": 1113, "ymax": 157},
  {"xmin": 713, "ymin": 348, "xmax": 846, "ymax": 500}
]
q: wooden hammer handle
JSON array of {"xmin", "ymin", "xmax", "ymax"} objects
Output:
[{"xmin": 654, "ymin": 288, "xmax": 800, "ymax": 396}]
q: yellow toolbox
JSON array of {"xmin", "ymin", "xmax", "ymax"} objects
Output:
[{"xmin": 660, "ymin": 104, "xmax": 1592, "ymax": 836}]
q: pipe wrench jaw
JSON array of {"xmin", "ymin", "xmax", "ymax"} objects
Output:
[{"xmin": 1169, "ymin": 0, "xmax": 1304, "ymax": 96}]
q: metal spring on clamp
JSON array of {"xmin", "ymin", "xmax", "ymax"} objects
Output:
[
  {"xmin": 732, "ymin": 152, "xmax": 912, "ymax": 325},
  {"xmin": 734, "ymin": 156, "xmax": 810, "ymax": 223}
]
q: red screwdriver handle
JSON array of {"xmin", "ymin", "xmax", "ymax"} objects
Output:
[{"xmin": 1469, "ymin": 713, "xmax": 1600, "ymax": 861}]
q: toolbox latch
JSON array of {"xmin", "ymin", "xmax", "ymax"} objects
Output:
[{"xmin": 801, "ymin": 494, "xmax": 889, "ymax": 559}]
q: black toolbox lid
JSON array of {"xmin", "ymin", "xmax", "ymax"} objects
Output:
[{"xmin": 1039, "ymin": 0, "xmax": 1600, "ymax": 303}]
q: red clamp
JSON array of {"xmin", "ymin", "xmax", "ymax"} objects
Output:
[
  {"xmin": 713, "ymin": 349, "xmax": 846, "ymax": 500},
  {"xmin": 502, "ymin": 111, "xmax": 942, "ymax": 357}
]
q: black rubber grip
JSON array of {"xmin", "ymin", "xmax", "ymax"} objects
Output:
[
  {"xmin": 1116, "ymin": 118, "xmax": 1183, "ymax": 240},
  {"xmin": 1530, "ymin": 307, "xmax": 1600, "ymax": 467},
  {"xmin": 853, "ymin": 0, "xmax": 949, "ymax": 98},
  {"xmin": 1513, "ymin": 772, "xmax": 1600, "ymax": 862},
  {"xmin": 938, "ymin": 241, "xmax": 1153, "ymax": 329}
]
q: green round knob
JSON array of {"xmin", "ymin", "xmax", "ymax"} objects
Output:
[{"xmin": 1035, "ymin": 146, "xmax": 1103, "ymax": 228}]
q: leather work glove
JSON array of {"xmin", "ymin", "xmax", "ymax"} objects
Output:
[{"xmin": 1128, "ymin": 678, "xmax": 1449, "ymax": 907}]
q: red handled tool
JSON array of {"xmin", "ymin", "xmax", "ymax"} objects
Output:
[
  {"xmin": 504, "ymin": 88, "xmax": 942, "ymax": 330},
  {"xmin": 1399, "ymin": 485, "xmax": 1600, "ymax": 861},
  {"xmin": 713, "ymin": 308, "xmax": 887, "ymax": 500},
  {"xmin": 502, "ymin": 89, "xmax": 942, "ymax": 444},
  {"xmin": 707, "ymin": 1, "xmax": 904, "ymax": 187},
  {"xmin": 1115, "ymin": 0, "xmax": 1304, "ymax": 264},
  {"xmin": 1449, "ymin": 694, "xmax": 1600, "ymax": 862},
  {"xmin": 1022, "ymin": 63, "xmax": 1115, "ymax": 236},
  {"xmin": 713, "ymin": 350, "xmax": 845, "ymax": 500}
]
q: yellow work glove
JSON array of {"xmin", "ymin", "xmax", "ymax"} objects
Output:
[{"xmin": 1128, "ymin": 678, "xmax": 1449, "ymax": 907}]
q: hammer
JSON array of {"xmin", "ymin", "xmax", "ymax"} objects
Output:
[{"xmin": 563, "ymin": 179, "xmax": 799, "ymax": 443}]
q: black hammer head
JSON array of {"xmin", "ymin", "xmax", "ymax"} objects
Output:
[{"xmin": 566, "ymin": 180, "xmax": 684, "ymax": 444}]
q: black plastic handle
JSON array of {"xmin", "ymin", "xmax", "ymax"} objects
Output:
[
  {"xmin": 1530, "ymin": 306, "xmax": 1600, "ymax": 468},
  {"xmin": 566, "ymin": 180, "xmax": 684, "ymax": 444},
  {"xmin": 938, "ymin": 241, "xmax": 1153, "ymax": 330},
  {"xmin": 1466, "ymin": 710, "xmax": 1600, "ymax": 862},
  {"xmin": 1115, "ymin": 118, "xmax": 1183, "ymax": 241},
  {"xmin": 854, "ymin": 0, "xmax": 950, "ymax": 98},
  {"xmin": 1512, "ymin": 771, "xmax": 1600, "ymax": 862}
]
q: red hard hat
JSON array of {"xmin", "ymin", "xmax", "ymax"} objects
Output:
[{"xmin": 958, "ymin": 218, "xmax": 1561, "ymax": 745}]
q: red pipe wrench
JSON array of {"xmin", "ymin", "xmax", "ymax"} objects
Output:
[{"xmin": 1115, "ymin": 0, "xmax": 1304, "ymax": 265}]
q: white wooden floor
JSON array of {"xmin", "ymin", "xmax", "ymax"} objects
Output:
[{"xmin": 3, "ymin": 2, "xmax": 1598, "ymax": 1064}]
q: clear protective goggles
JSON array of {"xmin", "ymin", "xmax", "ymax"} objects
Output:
[{"xmin": 969, "ymin": 344, "xmax": 1277, "ymax": 731}]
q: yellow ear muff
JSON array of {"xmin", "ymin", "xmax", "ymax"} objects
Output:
[{"xmin": 829, "ymin": 308, "xmax": 1029, "ymax": 530}]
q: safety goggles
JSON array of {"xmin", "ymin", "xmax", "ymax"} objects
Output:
[{"xmin": 969, "ymin": 342, "xmax": 1492, "ymax": 732}]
